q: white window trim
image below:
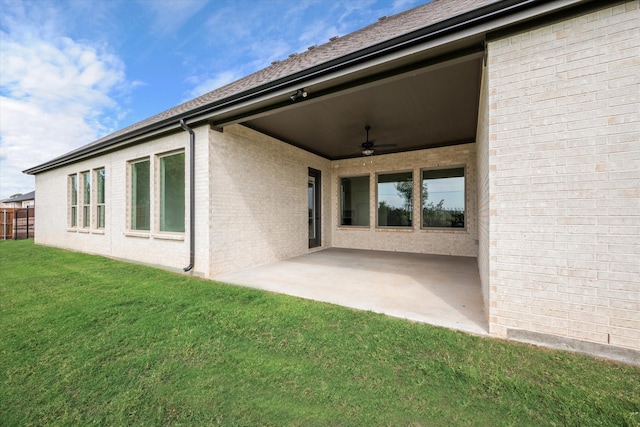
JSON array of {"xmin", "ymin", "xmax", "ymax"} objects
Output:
[
  {"xmin": 126, "ymin": 149, "xmax": 186, "ymax": 238},
  {"xmin": 68, "ymin": 173, "xmax": 78, "ymax": 231},
  {"xmin": 94, "ymin": 167, "xmax": 106, "ymax": 231},
  {"xmin": 155, "ymin": 150, "xmax": 186, "ymax": 235},
  {"xmin": 80, "ymin": 170, "xmax": 91, "ymax": 229}
]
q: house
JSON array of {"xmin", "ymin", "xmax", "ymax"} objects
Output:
[
  {"xmin": 24, "ymin": 0, "xmax": 639, "ymax": 363},
  {"xmin": 1, "ymin": 191, "xmax": 35, "ymax": 240},
  {"xmin": 0, "ymin": 191, "xmax": 35, "ymax": 208}
]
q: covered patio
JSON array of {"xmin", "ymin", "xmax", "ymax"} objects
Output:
[
  {"xmin": 208, "ymin": 18, "xmax": 488, "ymax": 337},
  {"xmin": 215, "ymin": 248, "xmax": 487, "ymax": 336}
]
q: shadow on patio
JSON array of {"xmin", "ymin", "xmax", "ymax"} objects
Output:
[{"xmin": 215, "ymin": 248, "xmax": 488, "ymax": 336}]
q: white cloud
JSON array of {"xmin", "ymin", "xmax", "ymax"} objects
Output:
[
  {"xmin": 298, "ymin": 21, "xmax": 340, "ymax": 48},
  {"xmin": 0, "ymin": 4, "xmax": 130, "ymax": 198},
  {"xmin": 335, "ymin": 0, "xmax": 377, "ymax": 27},
  {"xmin": 185, "ymin": 70, "xmax": 242, "ymax": 99},
  {"xmin": 140, "ymin": 0, "xmax": 210, "ymax": 38},
  {"xmin": 391, "ymin": 0, "xmax": 424, "ymax": 13}
]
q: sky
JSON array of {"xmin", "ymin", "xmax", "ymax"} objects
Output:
[
  {"xmin": 379, "ymin": 179, "xmax": 464, "ymax": 211},
  {"xmin": 0, "ymin": 0, "xmax": 425, "ymax": 199}
]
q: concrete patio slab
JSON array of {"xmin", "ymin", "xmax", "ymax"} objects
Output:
[{"xmin": 215, "ymin": 248, "xmax": 488, "ymax": 336}]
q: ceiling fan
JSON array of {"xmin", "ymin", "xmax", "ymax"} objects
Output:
[{"xmin": 359, "ymin": 125, "xmax": 397, "ymax": 156}]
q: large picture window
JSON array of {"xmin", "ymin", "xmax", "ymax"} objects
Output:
[
  {"xmin": 422, "ymin": 167, "xmax": 465, "ymax": 228},
  {"xmin": 96, "ymin": 168, "xmax": 105, "ymax": 229},
  {"xmin": 159, "ymin": 152, "xmax": 185, "ymax": 232},
  {"xmin": 82, "ymin": 171, "xmax": 91, "ymax": 228},
  {"xmin": 340, "ymin": 176, "xmax": 369, "ymax": 226},
  {"xmin": 377, "ymin": 172, "xmax": 413, "ymax": 227},
  {"xmin": 131, "ymin": 159, "xmax": 150, "ymax": 231},
  {"xmin": 69, "ymin": 174, "xmax": 78, "ymax": 227}
]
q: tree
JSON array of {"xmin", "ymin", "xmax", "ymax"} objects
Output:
[
  {"xmin": 9, "ymin": 193, "xmax": 22, "ymax": 199},
  {"xmin": 378, "ymin": 200, "xmax": 411, "ymax": 226},
  {"xmin": 394, "ymin": 179, "xmax": 415, "ymax": 212},
  {"xmin": 394, "ymin": 181, "xmax": 429, "ymax": 208}
]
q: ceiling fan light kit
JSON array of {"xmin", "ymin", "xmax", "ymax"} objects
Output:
[{"xmin": 362, "ymin": 125, "xmax": 374, "ymax": 156}]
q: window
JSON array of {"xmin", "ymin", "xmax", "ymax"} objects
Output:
[
  {"xmin": 422, "ymin": 167, "xmax": 465, "ymax": 228},
  {"xmin": 378, "ymin": 172, "xmax": 412, "ymax": 227},
  {"xmin": 340, "ymin": 176, "xmax": 369, "ymax": 226},
  {"xmin": 96, "ymin": 168, "xmax": 105, "ymax": 229},
  {"xmin": 131, "ymin": 159, "xmax": 150, "ymax": 231},
  {"xmin": 82, "ymin": 171, "xmax": 91, "ymax": 228},
  {"xmin": 159, "ymin": 152, "xmax": 185, "ymax": 232},
  {"xmin": 69, "ymin": 174, "xmax": 78, "ymax": 227}
]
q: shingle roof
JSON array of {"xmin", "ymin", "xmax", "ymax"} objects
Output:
[
  {"xmin": 79, "ymin": 0, "xmax": 497, "ymax": 148},
  {"xmin": 0, "ymin": 191, "xmax": 35, "ymax": 203}
]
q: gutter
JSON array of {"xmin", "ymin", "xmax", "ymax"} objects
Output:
[
  {"xmin": 23, "ymin": 0, "xmax": 593, "ymax": 175},
  {"xmin": 179, "ymin": 119, "xmax": 195, "ymax": 272}
]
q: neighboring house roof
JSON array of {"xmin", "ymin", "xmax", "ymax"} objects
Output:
[
  {"xmin": 0, "ymin": 191, "xmax": 35, "ymax": 204},
  {"xmin": 23, "ymin": 0, "xmax": 589, "ymax": 174}
]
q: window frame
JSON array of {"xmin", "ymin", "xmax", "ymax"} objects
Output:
[
  {"xmin": 339, "ymin": 174, "xmax": 370, "ymax": 228},
  {"xmin": 81, "ymin": 170, "xmax": 91, "ymax": 228},
  {"xmin": 157, "ymin": 150, "xmax": 186, "ymax": 234},
  {"xmin": 376, "ymin": 170, "xmax": 414, "ymax": 229},
  {"xmin": 68, "ymin": 174, "xmax": 78, "ymax": 228},
  {"xmin": 95, "ymin": 168, "xmax": 106, "ymax": 229},
  {"xmin": 129, "ymin": 157, "xmax": 151, "ymax": 232},
  {"xmin": 420, "ymin": 166, "xmax": 466, "ymax": 231}
]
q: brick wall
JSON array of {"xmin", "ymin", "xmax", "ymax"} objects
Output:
[
  {"xmin": 208, "ymin": 124, "xmax": 331, "ymax": 276},
  {"xmin": 476, "ymin": 58, "xmax": 490, "ymax": 318},
  {"xmin": 34, "ymin": 126, "xmax": 211, "ymax": 276},
  {"xmin": 331, "ymin": 144, "xmax": 478, "ymax": 257},
  {"xmin": 487, "ymin": 1, "xmax": 640, "ymax": 350}
]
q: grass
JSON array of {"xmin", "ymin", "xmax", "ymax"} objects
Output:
[{"xmin": 1, "ymin": 240, "xmax": 639, "ymax": 426}]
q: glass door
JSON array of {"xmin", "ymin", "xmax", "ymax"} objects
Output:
[{"xmin": 308, "ymin": 168, "xmax": 321, "ymax": 248}]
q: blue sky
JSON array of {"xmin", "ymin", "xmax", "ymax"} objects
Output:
[{"xmin": 0, "ymin": 0, "xmax": 424, "ymax": 199}]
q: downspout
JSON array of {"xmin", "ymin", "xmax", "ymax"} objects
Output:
[{"xmin": 180, "ymin": 119, "xmax": 195, "ymax": 272}]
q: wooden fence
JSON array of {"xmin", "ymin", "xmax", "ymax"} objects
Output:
[{"xmin": 1, "ymin": 207, "xmax": 35, "ymax": 240}]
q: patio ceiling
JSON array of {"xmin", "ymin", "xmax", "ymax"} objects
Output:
[{"xmin": 242, "ymin": 52, "xmax": 483, "ymax": 160}]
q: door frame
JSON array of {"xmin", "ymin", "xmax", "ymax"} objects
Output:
[{"xmin": 308, "ymin": 168, "xmax": 321, "ymax": 248}]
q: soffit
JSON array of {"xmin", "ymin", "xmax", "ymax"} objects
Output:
[{"xmin": 241, "ymin": 50, "xmax": 483, "ymax": 160}]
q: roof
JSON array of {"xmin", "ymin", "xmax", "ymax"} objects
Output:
[
  {"xmin": 0, "ymin": 191, "xmax": 35, "ymax": 203},
  {"xmin": 24, "ymin": 0, "xmax": 590, "ymax": 174}
]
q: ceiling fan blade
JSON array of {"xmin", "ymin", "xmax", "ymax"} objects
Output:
[{"xmin": 375, "ymin": 143, "xmax": 398, "ymax": 148}]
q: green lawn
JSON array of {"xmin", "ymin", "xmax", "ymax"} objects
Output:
[{"xmin": 1, "ymin": 240, "xmax": 638, "ymax": 426}]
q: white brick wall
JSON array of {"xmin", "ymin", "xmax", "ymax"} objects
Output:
[
  {"xmin": 331, "ymin": 144, "xmax": 478, "ymax": 257},
  {"xmin": 35, "ymin": 126, "xmax": 212, "ymax": 276},
  {"xmin": 486, "ymin": 1, "xmax": 640, "ymax": 350},
  {"xmin": 476, "ymin": 56, "xmax": 490, "ymax": 319},
  {"xmin": 208, "ymin": 124, "xmax": 331, "ymax": 276},
  {"xmin": 37, "ymin": 121, "xmax": 475, "ymax": 278}
]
